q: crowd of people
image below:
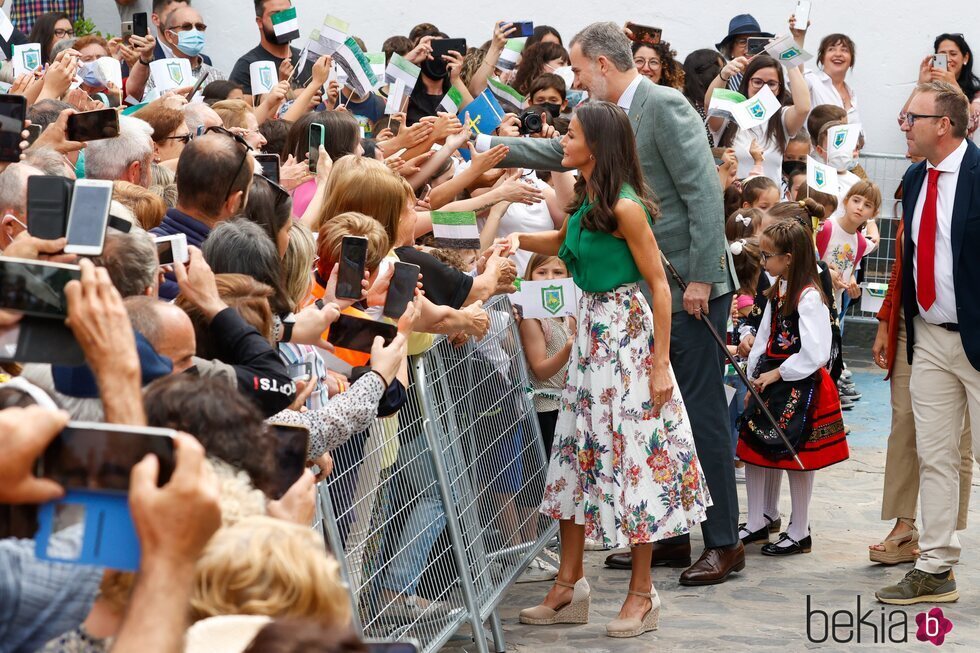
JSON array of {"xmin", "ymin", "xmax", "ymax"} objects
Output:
[{"xmin": 0, "ymin": 0, "xmax": 979, "ymax": 650}]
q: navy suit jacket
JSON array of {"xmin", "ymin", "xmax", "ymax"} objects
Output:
[{"xmin": 902, "ymin": 139, "xmax": 980, "ymax": 371}]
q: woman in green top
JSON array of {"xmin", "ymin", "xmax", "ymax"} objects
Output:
[{"xmin": 499, "ymin": 101, "xmax": 710, "ymax": 639}]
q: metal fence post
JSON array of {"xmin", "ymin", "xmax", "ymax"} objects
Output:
[{"xmin": 415, "ymin": 355, "xmax": 491, "ymax": 653}]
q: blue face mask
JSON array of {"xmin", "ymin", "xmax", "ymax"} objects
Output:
[
  {"xmin": 173, "ymin": 29, "xmax": 206, "ymax": 57},
  {"xmin": 80, "ymin": 61, "xmax": 104, "ymax": 87}
]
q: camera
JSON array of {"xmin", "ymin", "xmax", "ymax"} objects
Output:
[{"xmin": 518, "ymin": 109, "xmax": 543, "ymax": 135}]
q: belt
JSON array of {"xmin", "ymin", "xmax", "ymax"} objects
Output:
[{"xmin": 937, "ymin": 322, "xmax": 959, "ymax": 332}]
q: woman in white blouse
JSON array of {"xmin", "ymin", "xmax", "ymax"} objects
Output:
[
  {"xmin": 705, "ymin": 54, "xmax": 811, "ymax": 183},
  {"xmin": 803, "ymin": 33, "xmax": 861, "ymax": 129}
]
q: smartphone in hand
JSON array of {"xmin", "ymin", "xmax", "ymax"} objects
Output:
[
  {"xmin": 382, "ymin": 262, "xmax": 420, "ymax": 319},
  {"xmin": 337, "ymin": 235, "xmax": 367, "ymax": 300},
  {"xmin": 0, "ymin": 94, "xmax": 27, "ymax": 163},
  {"xmin": 308, "ymin": 123, "xmax": 325, "ymax": 173}
]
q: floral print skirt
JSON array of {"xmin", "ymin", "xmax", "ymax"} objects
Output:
[{"xmin": 540, "ymin": 284, "xmax": 711, "ymax": 548}]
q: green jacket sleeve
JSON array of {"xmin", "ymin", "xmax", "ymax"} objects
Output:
[
  {"xmin": 488, "ymin": 136, "xmax": 570, "ymax": 172},
  {"xmin": 653, "ymin": 92, "xmax": 728, "ymax": 285}
]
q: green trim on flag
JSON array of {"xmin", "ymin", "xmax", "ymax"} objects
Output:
[
  {"xmin": 488, "ymin": 78, "xmax": 524, "ymax": 107},
  {"xmin": 504, "ymin": 38, "xmax": 527, "ymax": 54},
  {"xmin": 440, "ymin": 87, "xmax": 463, "ymax": 113},
  {"xmin": 711, "ymin": 88, "xmax": 747, "ymax": 103},
  {"xmin": 431, "ymin": 211, "xmax": 477, "ymax": 226},
  {"xmin": 271, "ymin": 7, "xmax": 296, "ymax": 26},
  {"xmin": 322, "ymin": 15, "xmax": 349, "ymax": 32}
]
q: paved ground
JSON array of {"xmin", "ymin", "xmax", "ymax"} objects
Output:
[{"xmin": 445, "ymin": 365, "xmax": 980, "ymax": 651}]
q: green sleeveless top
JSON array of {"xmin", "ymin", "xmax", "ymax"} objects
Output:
[{"xmin": 558, "ymin": 185, "xmax": 654, "ymax": 293}]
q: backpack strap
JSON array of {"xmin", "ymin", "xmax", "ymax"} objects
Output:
[{"xmin": 815, "ymin": 219, "xmax": 832, "ymax": 259}]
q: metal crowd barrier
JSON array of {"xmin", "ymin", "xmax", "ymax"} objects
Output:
[
  {"xmin": 313, "ymin": 295, "xmax": 559, "ymax": 653},
  {"xmin": 850, "ymin": 152, "xmax": 909, "ymax": 320}
]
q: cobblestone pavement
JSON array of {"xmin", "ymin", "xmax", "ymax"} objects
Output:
[{"xmin": 443, "ymin": 368, "xmax": 980, "ymax": 651}]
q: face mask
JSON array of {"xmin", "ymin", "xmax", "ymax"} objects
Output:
[
  {"xmin": 173, "ymin": 29, "xmax": 206, "ymax": 57},
  {"xmin": 421, "ymin": 58, "xmax": 448, "ymax": 80},
  {"xmin": 826, "ymin": 148, "xmax": 854, "ymax": 171},
  {"xmin": 781, "ymin": 160, "xmax": 805, "ymax": 178},
  {"xmin": 80, "ymin": 61, "xmax": 104, "ymax": 87},
  {"xmin": 541, "ymin": 102, "xmax": 561, "ymax": 119}
]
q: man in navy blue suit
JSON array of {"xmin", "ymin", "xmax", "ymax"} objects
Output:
[{"xmin": 877, "ymin": 81, "xmax": 980, "ymax": 606}]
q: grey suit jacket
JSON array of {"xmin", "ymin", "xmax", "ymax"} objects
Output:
[{"xmin": 490, "ymin": 76, "xmax": 736, "ymax": 314}]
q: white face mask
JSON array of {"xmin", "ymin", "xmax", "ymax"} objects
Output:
[{"xmin": 826, "ymin": 148, "xmax": 854, "ymax": 171}]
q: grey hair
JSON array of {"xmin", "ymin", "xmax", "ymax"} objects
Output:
[
  {"xmin": 95, "ymin": 230, "xmax": 159, "ymax": 298},
  {"xmin": 23, "ymin": 146, "xmax": 75, "ymax": 178},
  {"xmin": 125, "ymin": 295, "xmax": 164, "ymax": 344},
  {"xmin": 183, "ymin": 103, "xmax": 220, "ymax": 134},
  {"xmin": 85, "ymin": 116, "xmax": 155, "ymax": 182},
  {"xmin": 28, "ymin": 99, "xmax": 73, "ymax": 130},
  {"xmin": 569, "ymin": 22, "xmax": 635, "ymax": 73},
  {"xmin": 0, "ymin": 163, "xmax": 38, "ymax": 215}
]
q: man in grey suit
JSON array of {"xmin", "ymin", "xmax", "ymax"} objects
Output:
[{"xmin": 476, "ymin": 22, "xmax": 742, "ymax": 584}]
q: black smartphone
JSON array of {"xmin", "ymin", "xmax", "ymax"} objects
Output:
[
  {"xmin": 66, "ymin": 109, "xmax": 120, "ymax": 142},
  {"xmin": 308, "ymin": 123, "xmax": 325, "ymax": 173},
  {"xmin": 37, "ymin": 422, "xmax": 177, "ymax": 491},
  {"xmin": 287, "ymin": 361, "xmax": 313, "ymax": 381},
  {"xmin": 25, "ymin": 123, "xmax": 42, "ymax": 147},
  {"xmin": 27, "ymin": 175, "xmax": 73, "ymax": 240},
  {"xmin": 0, "ymin": 316, "xmax": 85, "ymax": 365},
  {"xmin": 185, "ymin": 68, "xmax": 210, "ymax": 100},
  {"xmin": 625, "ymin": 22, "xmax": 663, "ymax": 46},
  {"xmin": 327, "ymin": 314, "xmax": 397, "ymax": 354},
  {"xmin": 268, "ymin": 424, "xmax": 310, "ymax": 499},
  {"xmin": 512, "ymin": 22, "xmax": 534, "ymax": 38},
  {"xmin": 382, "ymin": 262, "xmax": 420, "ymax": 319},
  {"xmin": 255, "ymin": 153, "xmax": 281, "ymax": 183},
  {"xmin": 747, "ymin": 37, "xmax": 772, "ymax": 56},
  {"xmin": 0, "ymin": 94, "xmax": 27, "ymax": 163},
  {"xmin": 337, "ymin": 235, "xmax": 367, "ymax": 300},
  {"xmin": 132, "ymin": 12, "xmax": 149, "ymax": 38},
  {"xmin": 430, "ymin": 38, "xmax": 467, "ymax": 77},
  {"xmin": 0, "ymin": 257, "xmax": 80, "ymax": 318}
]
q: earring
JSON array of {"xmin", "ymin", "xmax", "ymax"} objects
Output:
[{"xmin": 589, "ymin": 154, "xmax": 595, "ymax": 161}]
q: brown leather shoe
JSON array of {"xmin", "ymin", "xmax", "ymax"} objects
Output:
[
  {"xmin": 678, "ymin": 543, "xmax": 746, "ymax": 586},
  {"xmin": 603, "ymin": 541, "xmax": 693, "ymax": 570}
]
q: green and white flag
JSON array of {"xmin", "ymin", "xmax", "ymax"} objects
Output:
[
  {"xmin": 271, "ymin": 7, "xmax": 300, "ymax": 43},
  {"xmin": 764, "ymin": 33, "xmax": 813, "ymax": 68},
  {"xmin": 384, "ymin": 79, "xmax": 406, "ymax": 115},
  {"xmin": 385, "ymin": 53, "xmax": 421, "ymax": 93},
  {"xmin": 430, "ymin": 211, "xmax": 480, "ymax": 249},
  {"xmin": 439, "ymin": 87, "xmax": 464, "ymax": 114},
  {"xmin": 707, "ymin": 88, "xmax": 746, "ymax": 120},
  {"xmin": 333, "ymin": 35, "xmax": 378, "ymax": 97},
  {"xmin": 365, "ymin": 52, "xmax": 385, "ymax": 87},
  {"xmin": 306, "ymin": 29, "xmax": 330, "ymax": 62},
  {"xmin": 496, "ymin": 38, "xmax": 526, "ymax": 71},
  {"xmin": 515, "ymin": 278, "xmax": 580, "ymax": 319},
  {"xmin": 488, "ymin": 77, "xmax": 524, "ymax": 109},
  {"xmin": 317, "ymin": 15, "xmax": 349, "ymax": 54}
]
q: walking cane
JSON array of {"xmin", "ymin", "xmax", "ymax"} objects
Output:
[{"xmin": 660, "ymin": 252, "xmax": 806, "ymax": 470}]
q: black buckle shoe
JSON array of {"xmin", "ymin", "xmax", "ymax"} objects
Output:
[{"xmin": 760, "ymin": 532, "xmax": 812, "ymax": 556}]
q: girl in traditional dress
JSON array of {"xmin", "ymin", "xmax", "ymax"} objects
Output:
[{"xmin": 738, "ymin": 218, "xmax": 848, "ymax": 556}]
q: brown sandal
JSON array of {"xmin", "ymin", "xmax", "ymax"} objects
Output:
[{"xmin": 869, "ymin": 518, "xmax": 919, "ymax": 565}]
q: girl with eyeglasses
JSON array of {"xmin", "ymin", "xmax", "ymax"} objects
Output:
[{"xmin": 706, "ymin": 52, "xmax": 811, "ymax": 186}]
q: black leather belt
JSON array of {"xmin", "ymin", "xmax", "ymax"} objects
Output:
[{"xmin": 937, "ymin": 322, "xmax": 959, "ymax": 332}]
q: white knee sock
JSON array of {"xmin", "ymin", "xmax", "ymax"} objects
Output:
[
  {"xmin": 783, "ymin": 470, "xmax": 815, "ymax": 545},
  {"xmin": 744, "ymin": 464, "xmax": 769, "ymax": 532},
  {"xmin": 764, "ymin": 468, "xmax": 783, "ymax": 522}
]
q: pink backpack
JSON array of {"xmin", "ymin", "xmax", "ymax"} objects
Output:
[{"xmin": 816, "ymin": 220, "xmax": 869, "ymax": 265}]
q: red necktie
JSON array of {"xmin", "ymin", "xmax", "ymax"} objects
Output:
[{"xmin": 917, "ymin": 168, "xmax": 941, "ymax": 311}]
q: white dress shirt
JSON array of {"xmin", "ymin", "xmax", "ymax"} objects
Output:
[
  {"xmin": 804, "ymin": 69, "xmax": 862, "ymax": 130},
  {"xmin": 747, "ymin": 281, "xmax": 832, "ymax": 382},
  {"xmin": 910, "ymin": 138, "xmax": 968, "ymax": 325}
]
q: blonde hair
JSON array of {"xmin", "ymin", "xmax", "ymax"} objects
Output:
[
  {"xmin": 315, "ymin": 155, "xmax": 411, "ymax": 238},
  {"xmin": 843, "ymin": 180, "xmax": 882, "ymax": 216},
  {"xmin": 190, "ymin": 516, "xmax": 351, "ymax": 626},
  {"xmin": 211, "ymin": 99, "xmax": 252, "ymax": 130},
  {"xmin": 315, "ymin": 211, "xmax": 390, "ymax": 281},
  {"xmin": 211, "ymin": 458, "xmax": 267, "ymax": 527},
  {"xmin": 282, "ymin": 222, "xmax": 316, "ymax": 308},
  {"xmin": 113, "ymin": 180, "xmax": 167, "ymax": 230}
]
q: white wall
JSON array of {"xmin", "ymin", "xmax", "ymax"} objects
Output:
[{"xmin": 86, "ymin": 0, "xmax": 980, "ymax": 154}]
